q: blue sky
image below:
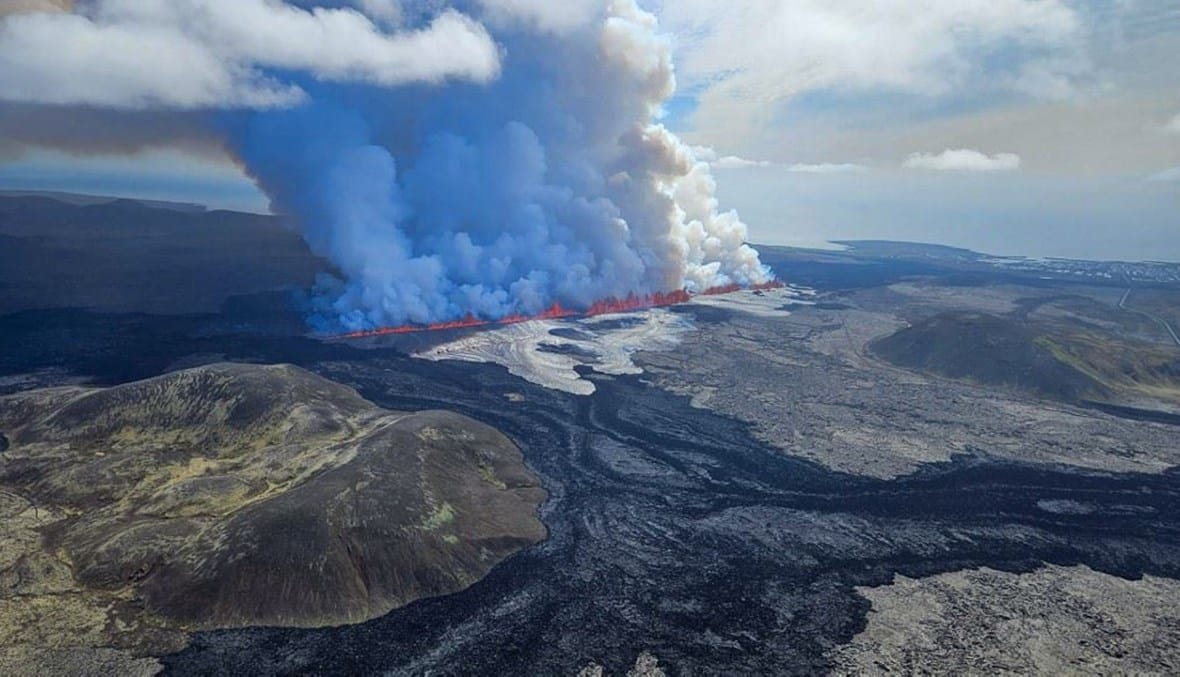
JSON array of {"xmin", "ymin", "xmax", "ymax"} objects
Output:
[
  {"xmin": 0, "ymin": 0, "xmax": 1177, "ymax": 260},
  {"xmin": 653, "ymin": 0, "xmax": 1180, "ymax": 259},
  {"xmin": 717, "ymin": 169, "xmax": 1179, "ymax": 261}
]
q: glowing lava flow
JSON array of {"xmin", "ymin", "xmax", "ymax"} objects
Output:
[{"xmin": 335, "ymin": 281, "xmax": 784, "ymax": 339}]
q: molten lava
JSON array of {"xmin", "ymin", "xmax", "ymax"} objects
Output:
[{"xmin": 336, "ymin": 281, "xmax": 784, "ymax": 339}]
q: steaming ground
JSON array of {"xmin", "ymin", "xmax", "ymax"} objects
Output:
[{"xmin": 414, "ymin": 286, "xmax": 810, "ymax": 395}]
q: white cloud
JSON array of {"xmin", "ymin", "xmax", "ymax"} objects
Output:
[
  {"xmin": 903, "ymin": 149, "xmax": 1022, "ymax": 172},
  {"xmin": 0, "ymin": 0, "xmax": 500, "ymax": 110},
  {"xmin": 351, "ymin": 0, "xmax": 401, "ymax": 25},
  {"xmin": 712, "ymin": 155, "xmax": 771, "ymax": 169},
  {"xmin": 476, "ymin": 0, "xmax": 602, "ymax": 32},
  {"xmin": 1166, "ymin": 114, "xmax": 1180, "ymax": 134},
  {"xmin": 786, "ymin": 163, "xmax": 869, "ymax": 174},
  {"xmin": 659, "ymin": 0, "xmax": 1085, "ymax": 142},
  {"xmin": 690, "ymin": 145, "xmax": 768, "ymax": 168},
  {"xmin": 689, "ymin": 145, "xmax": 717, "ymax": 162},
  {"xmin": 1149, "ymin": 167, "xmax": 1180, "ymax": 182},
  {"xmin": 692, "ymin": 145, "xmax": 869, "ymax": 172}
]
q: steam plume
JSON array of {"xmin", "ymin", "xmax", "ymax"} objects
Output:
[
  {"xmin": 1, "ymin": 0, "xmax": 773, "ymax": 330},
  {"xmin": 232, "ymin": 0, "xmax": 770, "ymax": 330}
]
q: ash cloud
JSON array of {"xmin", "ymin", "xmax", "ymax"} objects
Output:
[
  {"xmin": 0, "ymin": 105, "xmax": 221, "ymax": 160},
  {"xmin": 0, "ymin": 0, "xmax": 772, "ymax": 330}
]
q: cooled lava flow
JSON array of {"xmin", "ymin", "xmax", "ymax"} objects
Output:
[{"xmin": 335, "ymin": 281, "xmax": 784, "ymax": 339}]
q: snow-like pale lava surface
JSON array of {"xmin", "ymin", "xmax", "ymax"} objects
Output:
[{"xmin": 414, "ymin": 286, "xmax": 811, "ymax": 395}]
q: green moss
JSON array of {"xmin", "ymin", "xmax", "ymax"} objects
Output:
[
  {"xmin": 477, "ymin": 462, "xmax": 507, "ymax": 490},
  {"xmin": 421, "ymin": 502, "xmax": 456, "ymax": 531},
  {"xmin": 1034, "ymin": 336, "xmax": 1110, "ymax": 386}
]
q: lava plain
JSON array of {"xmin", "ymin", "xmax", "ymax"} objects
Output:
[{"xmin": 1, "ymin": 306, "xmax": 1178, "ymax": 675}]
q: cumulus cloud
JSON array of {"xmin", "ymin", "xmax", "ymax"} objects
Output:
[
  {"xmin": 659, "ymin": 0, "xmax": 1085, "ymax": 142},
  {"xmin": 903, "ymin": 149, "xmax": 1022, "ymax": 172},
  {"xmin": 0, "ymin": 0, "xmax": 500, "ymax": 110}
]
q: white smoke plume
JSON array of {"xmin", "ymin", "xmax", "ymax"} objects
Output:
[{"xmin": 0, "ymin": 0, "xmax": 773, "ymax": 330}]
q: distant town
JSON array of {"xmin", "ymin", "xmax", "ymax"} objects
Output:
[
  {"xmin": 986, "ymin": 258, "xmax": 1180, "ymax": 286},
  {"xmin": 822, "ymin": 240, "xmax": 1180, "ymax": 288}
]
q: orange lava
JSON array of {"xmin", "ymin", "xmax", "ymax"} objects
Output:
[{"xmin": 335, "ymin": 280, "xmax": 784, "ymax": 339}]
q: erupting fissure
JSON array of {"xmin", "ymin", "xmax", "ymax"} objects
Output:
[
  {"xmin": 0, "ymin": 2, "xmax": 779, "ymax": 333},
  {"xmin": 222, "ymin": 0, "xmax": 775, "ymax": 333},
  {"xmin": 335, "ymin": 282, "xmax": 785, "ymax": 339}
]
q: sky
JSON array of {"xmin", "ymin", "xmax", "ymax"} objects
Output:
[{"xmin": 0, "ymin": 0, "xmax": 1177, "ymax": 262}]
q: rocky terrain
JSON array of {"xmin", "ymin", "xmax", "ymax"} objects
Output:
[
  {"xmin": 579, "ymin": 652, "xmax": 667, "ymax": 677},
  {"xmin": 3, "ymin": 279, "xmax": 1178, "ymax": 675},
  {"xmin": 1, "ymin": 211, "xmax": 1178, "ymax": 674},
  {"xmin": 831, "ymin": 565, "xmax": 1180, "ymax": 675},
  {"xmin": 0, "ymin": 194, "xmax": 325, "ymax": 315},
  {"xmin": 636, "ymin": 283, "xmax": 1180, "ymax": 479},
  {"xmin": 871, "ymin": 311, "xmax": 1108, "ymax": 401},
  {"xmin": 139, "ymin": 342, "xmax": 1177, "ymax": 676},
  {"xmin": 0, "ymin": 363, "xmax": 545, "ymax": 673},
  {"xmin": 413, "ymin": 309, "xmax": 695, "ymax": 396}
]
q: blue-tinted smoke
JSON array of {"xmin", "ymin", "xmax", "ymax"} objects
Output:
[{"xmin": 226, "ymin": 1, "xmax": 770, "ymax": 331}]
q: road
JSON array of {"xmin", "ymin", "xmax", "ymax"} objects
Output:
[{"xmin": 1120, "ymin": 286, "xmax": 1180, "ymax": 347}]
